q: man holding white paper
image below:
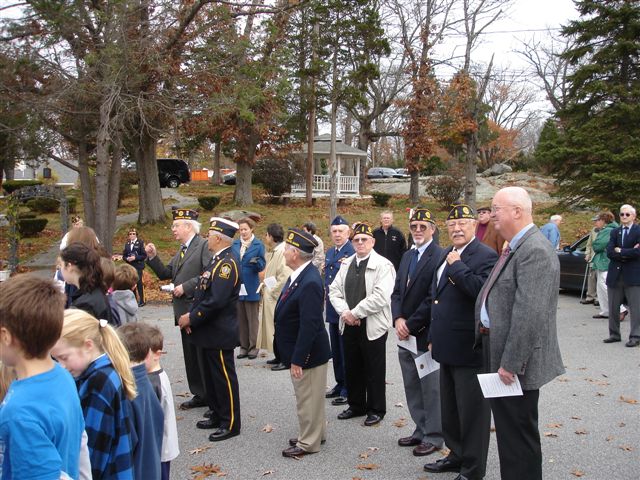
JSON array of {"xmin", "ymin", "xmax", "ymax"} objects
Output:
[
  {"xmin": 390, "ymin": 207, "xmax": 445, "ymax": 457},
  {"xmin": 425, "ymin": 205, "xmax": 497, "ymax": 480},
  {"xmin": 475, "ymin": 187, "xmax": 565, "ymax": 480}
]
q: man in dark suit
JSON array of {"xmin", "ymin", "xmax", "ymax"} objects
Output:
[
  {"xmin": 122, "ymin": 228, "xmax": 147, "ymax": 306},
  {"xmin": 146, "ymin": 209, "xmax": 212, "ymax": 409},
  {"xmin": 391, "ymin": 207, "xmax": 445, "ymax": 457},
  {"xmin": 276, "ymin": 228, "xmax": 331, "ymax": 458},
  {"xmin": 475, "ymin": 187, "xmax": 565, "ymax": 480},
  {"xmin": 424, "ymin": 205, "xmax": 497, "ymax": 480},
  {"xmin": 178, "ymin": 217, "xmax": 242, "ymax": 442},
  {"xmin": 373, "ymin": 210, "xmax": 407, "ymax": 270},
  {"xmin": 324, "ymin": 216, "xmax": 355, "ymax": 405},
  {"xmin": 605, "ymin": 204, "xmax": 640, "ymax": 347}
]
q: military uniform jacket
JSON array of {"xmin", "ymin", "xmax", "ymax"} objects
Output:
[
  {"xmin": 275, "ymin": 263, "xmax": 331, "ymax": 369},
  {"xmin": 187, "ymin": 247, "xmax": 241, "ymax": 350},
  {"xmin": 430, "ymin": 239, "xmax": 497, "ymax": 367},
  {"xmin": 122, "ymin": 239, "xmax": 147, "ymax": 271},
  {"xmin": 391, "ymin": 241, "xmax": 444, "ymax": 349},
  {"xmin": 324, "ymin": 241, "xmax": 355, "ymax": 324},
  {"xmin": 147, "ymin": 234, "xmax": 212, "ymax": 323}
]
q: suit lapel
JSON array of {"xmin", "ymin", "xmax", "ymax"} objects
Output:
[
  {"xmin": 435, "ymin": 248, "xmax": 452, "ymax": 294},
  {"xmin": 276, "ymin": 264, "xmax": 310, "ymax": 312}
]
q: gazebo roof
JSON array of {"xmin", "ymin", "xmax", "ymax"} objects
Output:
[{"xmin": 298, "ymin": 134, "xmax": 367, "ymax": 158}]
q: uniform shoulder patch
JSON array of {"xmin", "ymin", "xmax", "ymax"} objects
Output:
[{"xmin": 219, "ymin": 262, "xmax": 232, "ymax": 279}]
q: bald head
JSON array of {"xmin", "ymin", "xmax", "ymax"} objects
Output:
[{"xmin": 490, "ymin": 187, "xmax": 534, "ymax": 241}]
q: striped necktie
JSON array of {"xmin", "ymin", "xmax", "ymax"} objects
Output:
[{"xmin": 180, "ymin": 244, "xmax": 187, "ymax": 259}]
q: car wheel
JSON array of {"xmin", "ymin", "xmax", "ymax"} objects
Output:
[{"xmin": 167, "ymin": 176, "xmax": 180, "ymax": 188}]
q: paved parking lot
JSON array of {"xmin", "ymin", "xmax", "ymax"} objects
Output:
[{"xmin": 138, "ymin": 293, "xmax": 639, "ymax": 480}]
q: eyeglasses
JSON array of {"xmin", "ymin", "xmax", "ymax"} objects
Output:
[
  {"xmin": 352, "ymin": 237, "xmax": 370, "ymax": 243},
  {"xmin": 620, "ymin": 212, "xmax": 632, "ymax": 217},
  {"xmin": 446, "ymin": 220, "xmax": 472, "ymax": 228},
  {"xmin": 409, "ymin": 224, "xmax": 428, "ymax": 232}
]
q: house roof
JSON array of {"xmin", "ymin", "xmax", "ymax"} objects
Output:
[{"xmin": 298, "ymin": 134, "xmax": 367, "ymax": 158}]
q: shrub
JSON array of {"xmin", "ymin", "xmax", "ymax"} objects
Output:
[
  {"xmin": 26, "ymin": 197, "xmax": 60, "ymax": 213},
  {"xmin": 423, "ymin": 167, "xmax": 466, "ymax": 210},
  {"xmin": 17, "ymin": 218, "xmax": 48, "ymax": 237},
  {"xmin": 67, "ymin": 196, "xmax": 78, "ymax": 213},
  {"xmin": 198, "ymin": 196, "xmax": 221, "ymax": 211},
  {"xmin": 2, "ymin": 180, "xmax": 43, "ymax": 194},
  {"xmin": 372, "ymin": 192, "xmax": 391, "ymax": 207},
  {"xmin": 253, "ymin": 158, "xmax": 297, "ymax": 197}
]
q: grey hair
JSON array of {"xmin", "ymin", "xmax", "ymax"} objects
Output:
[
  {"xmin": 285, "ymin": 243, "xmax": 314, "ymax": 261},
  {"xmin": 550, "ymin": 214, "xmax": 562, "ymax": 222},
  {"xmin": 182, "ymin": 219, "xmax": 201, "ymax": 234},
  {"xmin": 210, "ymin": 232, "xmax": 233, "ymax": 243},
  {"xmin": 620, "ymin": 204, "xmax": 636, "ymax": 216}
]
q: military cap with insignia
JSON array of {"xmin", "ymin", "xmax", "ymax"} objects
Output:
[
  {"xmin": 331, "ymin": 215, "xmax": 349, "ymax": 226},
  {"xmin": 447, "ymin": 204, "xmax": 476, "ymax": 220},
  {"xmin": 285, "ymin": 228, "xmax": 318, "ymax": 253},
  {"xmin": 352, "ymin": 222, "xmax": 374, "ymax": 238},
  {"xmin": 209, "ymin": 217, "xmax": 239, "ymax": 237},
  {"xmin": 173, "ymin": 208, "xmax": 199, "ymax": 221},
  {"xmin": 410, "ymin": 207, "xmax": 435, "ymax": 224}
]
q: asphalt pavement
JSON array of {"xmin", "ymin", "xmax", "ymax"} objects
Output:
[{"xmin": 136, "ymin": 293, "xmax": 639, "ymax": 480}]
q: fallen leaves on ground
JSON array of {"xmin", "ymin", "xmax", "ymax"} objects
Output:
[
  {"xmin": 262, "ymin": 424, "xmax": 274, "ymax": 433},
  {"xmin": 543, "ymin": 432, "xmax": 558, "ymax": 438},
  {"xmin": 190, "ymin": 463, "xmax": 227, "ymax": 479},
  {"xmin": 575, "ymin": 429, "xmax": 588, "ymax": 435},
  {"xmin": 619, "ymin": 396, "xmax": 638, "ymax": 404},
  {"xmin": 393, "ymin": 418, "xmax": 407, "ymax": 428},
  {"xmin": 440, "ymin": 448, "xmax": 451, "ymax": 457},
  {"xmin": 619, "ymin": 445, "xmax": 633, "ymax": 451},
  {"xmin": 367, "ymin": 447, "xmax": 379, "ymax": 451},
  {"xmin": 359, "ymin": 452, "xmax": 369, "ymax": 459},
  {"xmin": 585, "ymin": 377, "xmax": 609, "ymax": 386},
  {"xmin": 571, "ymin": 416, "xmax": 581, "ymax": 420},
  {"xmin": 189, "ymin": 445, "xmax": 211, "ymax": 455},
  {"xmin": 262, "ymin": 470, "xmax": 274, "ymax": 476},
  {"xmin": 571, "ymin": 469, "xmax": 585, "ymax": 477},
  {"xmin": 556, "ymin": 377, "xmax": 569, "ymax": 382},
  {"xmin": 176, "ymin": 391, "xmax": 192, "ymax": 398},
  {"xmin": 355, "ymin": 464, "xmax": 379, "ymax": 470},
  {"xmin": 595, "ymin": 392, "xmax": 605, "ymax": 397},
  {"xmin": 546, "ymin": 423, "xmax": 563, "ymax": 428},
  {"xmin": 618, "ymin": 422, "xmax": 626, "ymax": 427},
  {"xmin": 605, "ymin": 436, "xmax": 614, "ymax": 442},
  {"xmin": 394, "ymin": 402, "xmax": 404, "ymax": 407}
]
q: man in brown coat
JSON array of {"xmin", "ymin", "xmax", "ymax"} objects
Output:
[{"xmin": 475, "ymin": 206, "xmax": 505, "ymax": 254}]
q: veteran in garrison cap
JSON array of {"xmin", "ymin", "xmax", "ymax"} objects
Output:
[
  {"xmin": 324, "ymin": 215, "xmax": 355, "ymax": 405},
  {"xmin": 275, "ymin": 228, "xmax": 331, "ymax": 458},
  {"xmin": 329, "ymin": 222, "xmax": 396, "ymax": 427},
  {"xmin": 145, "ymin": 208, "xmax": 212, "ymax": 409},
  {"xmin": 178, "ymin": 217, "xmax": 242, "ymax": 442}
]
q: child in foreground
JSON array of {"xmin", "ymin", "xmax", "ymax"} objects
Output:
[
  {"xmin": 117, "ymin": 323, "xmax": 164, "ymax": 480},
  {"xmin": 52, "ymin": 309, "xmax": 137, "ymax": 480},
  {"xmin": 111, "ymin": 264, "xmax": 140, "ymax": 324},
  {"xmin": 144, "ymin": 324, "xmax": 180, "ymax": 480},
  {"xmin": 0, "ymin": 275, "xmax": 85, "ymax": 480}
]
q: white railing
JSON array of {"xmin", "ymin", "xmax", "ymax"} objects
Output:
[{"xmin": 291, "ymin": 175, "xmax": 359, "ymax": 194}]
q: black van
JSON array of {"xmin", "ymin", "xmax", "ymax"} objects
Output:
[{"xmin": 157, "ymin": 158, "xmax": 190, "ymax": 188}]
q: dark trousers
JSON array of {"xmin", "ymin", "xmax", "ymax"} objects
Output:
[
  {"xmin": 181, "ymin": 328, "xmax": 205, "ymax": 399},
  {"xmin": 343, "ymin": 320, "xmax": 387, "ymax": 416},
  {"xmin": 135, "ymin": 267, "xmax": 144, "ymax": 304},
  {"xmin": 200, "ymin": 348, "xmax": 241, "ymax": 432},
  {"xmin": 160, "ymin": 461, "xmax": 170, "ymax": 480},
  {"xmin": 440, "ymin": 363, "xmax": 490, "ymax": 480},
  {"xmin": 328, "ymin": 322, "xmax": 347, "ymax": 396}
]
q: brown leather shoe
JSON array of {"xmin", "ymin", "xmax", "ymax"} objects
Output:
[
  {"xmin": 282, "ymin": 446, "xmax": 310, "ymax": 458},
  {"xmin": 398, "ymin": 436, "xmax": 421, "ymax": 447},
  {"xmin": 413, "ymin": 442, "xmax": 441, "ymax": 456}
]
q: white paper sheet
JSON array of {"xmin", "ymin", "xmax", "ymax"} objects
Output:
[
  {"xmin": 160, "ymin": 283, "xmax": 175, "ymax": 292},
  {"xmin": 414, "ymin": 351, "xmax": 440, "ymax": 379},
  {"xmin": 397, "ymin": 335, "xmax": 418, "ymax": 355},
  {"xmin": 239, "ymin": 284, "xmax": 248, "ymax": 296},
  {"xmin": 264, "ymin": 276, "xmax": 277, "ymax": 290},
  {"xmin": 477, "ymin": 373, "xmax": 523, "ymax": 398}
]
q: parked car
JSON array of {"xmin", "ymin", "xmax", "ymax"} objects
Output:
[
  {"xmin": 158, "ymin": 158, "xmax": 190, "ymax": 188},
  {"xmin": 222, "ymin": 170, "xmax": 236, "ymax": 185},
  {"xmin": 393, "ymin": 168, "xmax": 410, "ymax": 178},
  {"xmin": 367, "ymin": 167, "xmax": 397, "ymax": 179},
  {"xmin": 557, "ymin": 234, "xmax": 589, "ymax": 291}
]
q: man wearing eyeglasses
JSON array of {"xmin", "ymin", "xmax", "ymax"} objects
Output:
[
  {"xmin": 605, "ymin": 204, "xmax": 640, "ymax": 347},
  {"xmin": 424, "ymin": 205, "xmax": 497, "ymax": 480},
  {"xmin": 329, "ymin": 223, "xmax": 395, "ymax": 427},
  {"xmin": 391, "ymin": 207, "xmax": 445, "ymax": 458},
  {"xmin": 474, "ymin": 187, "xmax": 564, "ymax": 480}
]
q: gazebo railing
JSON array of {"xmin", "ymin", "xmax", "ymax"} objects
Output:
[{"xmin": 292, "ymin": 174, "xmax": 359, "ymax": 194}]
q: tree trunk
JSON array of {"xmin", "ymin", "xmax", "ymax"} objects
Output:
[
  {"xmin": 464, "ymin": 131, "xmax": 478, "ymax": 210},
  {"xmin": 212, "ymin": 141, "xmax": 221, "ymax": 185},
  {"xmin": 306, "ymin": 106, "xmax": 316, "ymax": 207},
  {"xmin": 409, "ymin": 171, "xmax": 420, "ymax": 205},
  {"xmin": 105, "ymin": 135, "xmax": 123, "ymax": 253},
  {"xmin": 77, "ymin": 140, "xmax": 95, "ymax": 228},
  {"xmin": 357, "ymin": 127, "xmax": 370, "ymax": 194},
  {"xmin": 234, "ymin": 160, "xmax": 254, "ymax": 206},
  {"xmin": 135, "ymin": 130, "xmax": 165, "ymax": 224}
]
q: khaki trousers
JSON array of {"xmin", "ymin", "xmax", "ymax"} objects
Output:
[{"xmin": 291, "ymin": 362, "xmax": 328, "ymax": 452}]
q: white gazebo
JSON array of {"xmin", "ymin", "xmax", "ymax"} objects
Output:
[{"xmin": 290, "ymin": 134, "xmax": 366, "ymax": 198}]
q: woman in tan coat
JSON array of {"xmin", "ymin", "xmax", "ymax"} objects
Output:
[{"xmin": 257, "ymin": 223, "xmax": 292, "ymax": 370}]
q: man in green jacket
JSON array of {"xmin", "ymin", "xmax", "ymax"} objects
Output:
[{"xmin": 591, "ymin": 211, "xmax": 618, "ymax": 319}]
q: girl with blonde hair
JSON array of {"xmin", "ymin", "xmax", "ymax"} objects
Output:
[{"xmin": 52, "ymin": 309, "xmax": 137, "ymax": 480}]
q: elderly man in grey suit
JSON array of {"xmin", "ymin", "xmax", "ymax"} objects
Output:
[
  {"xmin": 146, "ymin": 208, "xmax": 213, "ymax": 409},
  {"xmin": 475, "ymin": 187, "xmax": 564, "ymax": 480}
]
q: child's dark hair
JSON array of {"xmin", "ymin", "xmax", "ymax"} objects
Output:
[
  {"xmin": 146, "ymin": 325, "xmax": 164, "ymax": 352},
  {"xmin": 266, "ymin": 223, "xmax": 284, "ymax": 243},
  {"xmin": 0, "ymin": 274, "xmax": 66, "ymax": 359},
  {"xmin": 101, "ymin": 257, "xmax": 116, "ymax": 289},
  {"xmin": 112, "ymin": 264, "xmax": 138, "ymax": 291},
  {"xmin": 61, "ymin": 242, "xmax": 105, "ymax": 293},
  {"xmin": 117, "ymin": 323, "xmax": 153, "ymax": 363}
]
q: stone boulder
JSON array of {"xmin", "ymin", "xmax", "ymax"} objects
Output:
[{"xmin": 480, "ymin": 163, "xmax": 512, "ymax": 177}]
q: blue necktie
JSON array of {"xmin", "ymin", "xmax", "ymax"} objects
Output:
[
  {"xmin": 621, "ymin": 227, "xmax": 628, "ymax": 246},
  {"xmin": 407, "ymin": 249, "xmax": 419, "ymax": 283}
]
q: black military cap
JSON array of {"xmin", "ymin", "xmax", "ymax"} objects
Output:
[
  {"xmin": 285, "ymin": 228, "xmax": 318, "ymax": 253},
  {"xmin": 447, "ymin": 204, "xmax": 476, "ymax": 220},
  {"xmin": 410, "ymin": 207, "xmax": 435, "ymax": 224},
  {"xmin": 173, "ymin": 208, "xmax": 199, "ymax": 221}
]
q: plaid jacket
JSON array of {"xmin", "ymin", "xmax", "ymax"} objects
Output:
[{"xmin": 76, "ymin": 354, "xmax": 135, "ymax": 480}]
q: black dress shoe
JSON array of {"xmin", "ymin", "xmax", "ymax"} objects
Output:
[
  {"xmin": 364, "ymin": 414, "xmax": 382, "ymax": 426},
  {"xmin": 413, "ymin": 442, "xmax": 440, "ymax": 456},
  {"xmin": 325, "ymin": 386, "xmax": 341, "ymax": 398},
  {"xmin": 398, "ymin": 436, "xmax": 421, "ymax": 447},
  {"xmin": 424, "ymin": 457, "xmax": 462, "ymax": 473},
  {"xmin": 271, "ymin": 363, "xmax": 288, "ymax": 371},
  {"xmin": 331, "ymin": 396, "xmax": 348, "ymax": 405},
  {"xmin": 337, "ymin": 408, "xmax": 365, "ymax": 420},
  {"xmin": 266, "ymin": 358, "xmax": 280, "ymax": 365},
  {"xmin": 282, "ymin": 446, "xmax": 310, "ymax": 458},
  {"xmin": 203, "ymin": 409, "xmax": 219, "ymax": 419},
  {"xmin": 237, "ymin": 352, "xmax": 248, "ymax": 359},
  {"xmin": 453, "ymin": 475, "xmax": 469, "ymax": 480},
  {"xmin": 138, "ymin": 302, "xmax": 146, "ymax": 307},
  {"xmin": 288, "ymin": 438, "xmax": 326, "ymax": 447},
  {"xmin": 625, "ymin": 338, "xmax": 640, "ymax": 347},
  {"xmin": 196, "ymin": 418, "xmax": 220, "ymax": 429},
  {"xmin": 209, "ymin": 428, "xmax": 240, "ymax": 442},
  {"xmin": 593, "ymin": 314, "xmax": 608, "ymax": 319},
  {"xmin": 247, "ymin": 353, "xmax": 258, "ymax": 360},
  {"xmin": 180, "ymin": 396, "xmax": 207, "ymax": 410},
  {"xmin": 603, "ymin": 336, "xmax": 621, "ymax": 343},
  {"xmin": 580, "ymin": 299, "xmax": 594, "ymax": 305}
]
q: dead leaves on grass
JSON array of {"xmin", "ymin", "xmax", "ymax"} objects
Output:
[{"xmin": 190, "ymin": 463, "xmax": 227, "ymax": 479}]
